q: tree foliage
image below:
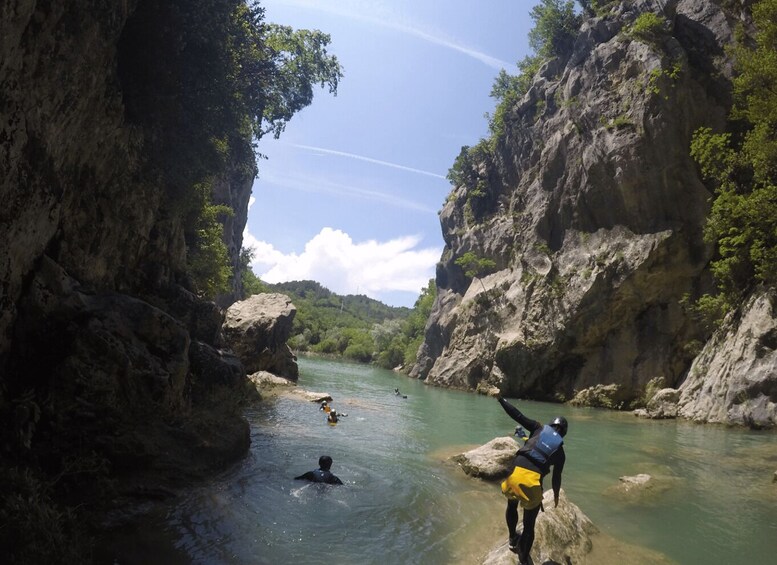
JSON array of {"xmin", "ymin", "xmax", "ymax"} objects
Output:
[
  {"xmin": 255, "ymin": 279, "xmax": 436, "ymax": 369},
  {"xmin": 690, "ymin": 0, "xmax": 777, "ymax": 311},
  {"xmin": 186, "ymin": 182, "xmax": 234, "ymax": 298},
  {"xmin": 528, "ymin": 0, "xmax": 580, "ymax": 59},
  {"xmin": 447, "ymin": 0, "xmax": 579, "ymax": 189},
  {"xmin": 118, "ymin": 0, "xmax": 342, "ymax": 298},
  {"xmin": 455, "ymin": 252, "xmax": 498, "ymax": 279}
]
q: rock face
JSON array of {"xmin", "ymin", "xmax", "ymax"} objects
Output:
[
  {"xmin": 481, "ymin": 489, "xmax": 597, "ymax": 565},
  {"xmin": 0, "ymin": 0, "xmax": 256, "ymax": 516},
  {"xmin": 410, "ymin": 0, "xmax": 774, "ymax": 425},
  {"xmin": 451, "ymin": 436, "xmax": 519, "ymax": 480},
  {"xmin": 224, "ymin": 293, "xmax": 299, "ymax": 379},
  {"xmin": 678, "ymin": 289, "xmax": 777, "ymax": 428}
]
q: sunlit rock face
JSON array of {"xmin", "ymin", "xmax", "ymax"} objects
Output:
[
  {"xmin": 412, "ymin": 0, "xmax": 770, "ymax": 423},
  {"xmin": 679, "ymin": 289, "xmax": 777, "ymax": 429},
  {"xmin": 223, "ymin": 293, "xmax": 299, "ymax": 379}
]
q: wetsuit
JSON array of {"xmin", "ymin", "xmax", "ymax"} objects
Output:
[
  {"xmin": 498, "ymin": 397, "xmax": 565, "ymax": 562},
  {"xmin": 294, "ymin": 468, "xmax": 343, "ymax": 485}
]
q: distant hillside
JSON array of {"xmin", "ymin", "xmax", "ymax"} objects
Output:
[
  {"xmin": 259, "ymin": 279, "xmax": 434, "ymax": 369},
  {"xmin": 267, "ymin": 280, "xmax": 410, "ymax": 327}
]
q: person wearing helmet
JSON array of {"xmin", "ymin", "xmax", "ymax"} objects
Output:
[
  {"xmin": 496, "ymin": 395, "xmax": 568, "ymax": 564},
  {"xmin": 319, "ymin": 400, "xmax": 331, "ymax": 413},
  {"xmin": 294, "ymin": 455, "xmax": 343, "ymax": 485}
]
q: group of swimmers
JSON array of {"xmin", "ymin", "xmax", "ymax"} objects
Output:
[{"xmin": 318, "ymin": 399, "xmax": 346, "ymax": 424}]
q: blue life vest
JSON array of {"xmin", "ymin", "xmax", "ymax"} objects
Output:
[{"xmin": 522, "ymin": 425, "xmax": 563, "ymax": 467}]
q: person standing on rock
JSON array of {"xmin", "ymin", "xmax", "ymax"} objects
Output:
[{"xmin": 496, "ymin": 396, "xmax": 568, "ymax": 565}]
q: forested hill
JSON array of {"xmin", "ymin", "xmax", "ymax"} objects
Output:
[{"xmin": 259, "ymin": 280, "xmax": 434, "ymax": 370}]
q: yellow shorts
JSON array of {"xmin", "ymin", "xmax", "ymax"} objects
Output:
[{"xmin": 501, "ymin": 466, "xmax": 543, "ymax": 509}]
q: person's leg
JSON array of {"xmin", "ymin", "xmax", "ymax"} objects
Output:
[
  {"xmin": 505, "ymin": 499, "xmax": 520, "ymax": 548},
  {"xmin": 519, "ymin": 504, "xmax": 541, "ymax": 562}
]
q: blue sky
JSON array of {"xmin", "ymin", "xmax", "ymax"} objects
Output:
[{"xmin": 245, "ymin": 0, "xmax": 540, "ymax": 307}]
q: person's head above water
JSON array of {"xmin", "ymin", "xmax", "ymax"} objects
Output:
[
  {"xmin": 319, "ymin": 455, "xmax": 333, "ymax": 470},
  {"xmin": 549, "ymin": 416, "xmax": 568, "ymax": 437}
]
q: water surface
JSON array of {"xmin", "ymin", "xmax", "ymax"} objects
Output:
[{"xmin": 114, "ymin": 356, "xmax": 777, "ymax": 564}]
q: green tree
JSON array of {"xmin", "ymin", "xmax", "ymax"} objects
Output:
[
  {"xmin": 528, "ymin": 0, "xmax": 580, "ymax": 59},
  {"xmin": 119, "ymin": 1, "xmax": 342, "ymax": 298},
  {"xmin": 186, "ymin": 182, "xmax": 234, "ymax": 298},
  {"xmin": 455, "ymin": 252, "xmax": 498, "ymax": 292},
  {"xmin": 690, "ymin": 0, "xmax": 777, "ymax": 313},
  {"xmin": 261, "ymin": 24, "xmax": 343, "ymax": 138}
]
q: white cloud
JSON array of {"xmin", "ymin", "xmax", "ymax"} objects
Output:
[{"xmin": 243, "ymin": 226, "xmax": 441, "ymax": 305}]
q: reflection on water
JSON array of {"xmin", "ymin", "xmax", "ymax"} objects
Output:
[{"xmin": 111, "ymin": 357, "xmax": 777, "ymax": 565}]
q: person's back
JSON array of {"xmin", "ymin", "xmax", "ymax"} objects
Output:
[{"xmin": 294, "ymin": 455, "xmax": 343, "ymax": 485}]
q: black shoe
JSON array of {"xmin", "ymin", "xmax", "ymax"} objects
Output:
[
  {"xmin": 508, "ymin": 533, "xmax": 520, "ymax": 553},
  {"xmin": 518, "ymin": 548, "xmax": 530, "ymax": 565}
]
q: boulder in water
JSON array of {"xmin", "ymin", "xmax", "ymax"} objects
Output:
[
  {"xmin": 223, "ymin": 293, "xmax": 299, "ymax": 379},
  {"xmin": 451, "ymin": 436, "xmax": 519, "ymax": 480},
  {"xmin": 481, "ymin": 489, "xmax": 597, "ymax": 565}
]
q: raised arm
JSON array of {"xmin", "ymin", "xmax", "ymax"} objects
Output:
[{"xmin": 497, "ymin": 396, "xmax": 541, "ymax": 433}]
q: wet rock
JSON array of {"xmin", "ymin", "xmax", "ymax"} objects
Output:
[
  {"xmin": 635, "ymin": 388, "xmax": 680, "ymax": 419},
  {"xmin": 451, "ymin": 436, "xmax": 519, "ymax": 480},
  {"xmin": 481, "ymin": 489, "xmax": 597, "ymax": 565},
  {"xmin": 223, "ymin": 293, "xmax": 299, "ymax": 379}
]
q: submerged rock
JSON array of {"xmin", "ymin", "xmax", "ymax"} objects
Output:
[
  {"xmin": 451, "ymin": 436, "xmax": 519, "ymax": 480},
  {"xmin": 603, "ymin": 472, "xmax": 679, "ymax": 503}
]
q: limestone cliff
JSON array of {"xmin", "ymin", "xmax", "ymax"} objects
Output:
[
  {"xmin": 412, "ymin": 0, "xmax": 776, "ymax": 426},
  {"xmin": 0, "ymin": 0, "xmax": 259, "ymax": 551}
]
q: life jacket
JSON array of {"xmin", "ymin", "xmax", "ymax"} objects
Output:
[{"xmin": 519, "ymin": 425, "xmax": 563, "ymax": 469}]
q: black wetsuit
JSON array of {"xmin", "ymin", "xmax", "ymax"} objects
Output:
[
  {"xmin": 294, "ymin": 468, "xmax": 343, "ymax": 485},
  {"xmin": 498, "ymin": 397, "xmax": 565, "ymax": 561}
]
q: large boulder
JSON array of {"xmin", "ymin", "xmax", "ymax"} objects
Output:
[
  {"xmin": 635, "ymin": 387, "xmax": 680, "ymax": 419},
  {"xmin": 678, "ymin": 289, "xmax": 777, "ymax": 428},
  {"xmin": 481, "ymin": 489, "xmax": 597, "ymax": 565},
  {"xmin": 223, "ymin": 293, "xmax": 299, "ymax": 379},
  {"xmin": 569, "ymin": 384, "xmax": 626, "ymax": 409},
  {"xmin": 451, "ymin": 436, "xmax": 519, "ymax": 480}
]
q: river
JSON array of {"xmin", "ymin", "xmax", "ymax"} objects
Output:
[{"xmin": 109, "ymin": 356, "xmax": 777, "ymax": 564}]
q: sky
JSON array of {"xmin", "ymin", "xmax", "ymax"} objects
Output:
[{"xmin": 244, "ymin": 0, "xmax": 540, "ymax": 307}]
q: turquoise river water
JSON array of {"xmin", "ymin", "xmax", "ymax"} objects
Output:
[{"xmin": 109, "ymin": 356, "xmax": 777, "ymax": 564}]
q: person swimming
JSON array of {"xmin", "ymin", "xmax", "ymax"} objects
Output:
[{"xmin": 294, "ymin": 455, "xmax": 343, "ymax": 485}]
